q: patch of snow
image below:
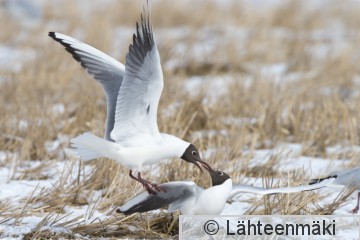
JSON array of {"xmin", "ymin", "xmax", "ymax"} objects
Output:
[
  {"xmin": 192, "ymin": 129, "xmax": 228, "ymax": 139},
  {"xmin": 326, "ymin": 144, "xmax": 360, "ymax": 155},
  {"xmin": 184, "ymin": 75, "xmax": 234, "ymax": 104},
  {"xmin": 221, "ymin": 116, "xmax": 258, "ymax": 126},
  {"xmin": 0, "ymin": 216, "xmax": 44, "ymax": 239},
  {"xmin": 62, "ymin": 204, "xmax": 108, "ymax": 224},
  {"xmin": 0, "ymin": 151, "xmax": 17, "ymax": 163},
  {"xmin": 275, "ymin": 143, "xmax": 303, "ymax": 156},
  {"xmin": 18, "ymin": 120, "xmax": 29, "ymax": 130},
  {"xmin": 0, "ymin": 46, "xmax": 36, "ymax": 72},
  {"xmin": 260, "ymin": 63, "xmax": 288, "ymax": 76},
  {"xmin": 0, "ymin": 175, "xmax": 53, "ymax": 201},
  {"xmin": 279, "ymin": 156, "xmax": 347, "ymax": 176},
  {"xmin": 45, "ymin": 140, "xmax": 61, "ymax": 153},
  {"xmin": 17, "ymin": 118, "xmax": 43, "ymax": 130},
  {"xmin": 239, "ymin": 0, "xmax": 289, "ymax": 10},
  {"xmin": 352, "ymin": 75, "xmax": 360, "ymax": 86},
  {"xmin": 2, "ymin": 0, "xmax": 42, "ymax": 28},
  {"xmin": 281, "ymin": 71, "xmax": 317, "ymax": 82},
  {"xmin": 52, "ymin": 104, "xmax": 65, "ymax": 115}
]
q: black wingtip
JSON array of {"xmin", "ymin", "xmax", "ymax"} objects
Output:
[
  {"xmin": 309, "ymin": 179, "xmax": 320, "ymax": 185},
  {"xmin": 125, "ymin": 6, "xmax": 154, "ymax": 70},
  {"xmin": 47, "ymin": 32, "xmax": 83, "ymax": 63},
  {"xmin": 116, "ymin": 208, "xmax": 133, "ymax": 215},
  {"xmin": 48, "ymin": 31, "xmax": 57, "ymax": 40},
  {"xmin": 48, "ymin": 32, "xmax": 62, "ymax": 44},
  {"xmin": 309, "ymin": 175, "xmax": 337, "ymax": 185}
]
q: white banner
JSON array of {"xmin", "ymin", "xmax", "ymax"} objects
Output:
[{"xmin": 179, "ymin": 215, "xmax": 360, "ymax": 239}]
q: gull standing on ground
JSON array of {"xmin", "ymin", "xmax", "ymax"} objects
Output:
[
  {"xmin": 118, "ymin": 165, "xmax": 334, "ymax": 215},
  {"xmin": 48, "ymin": 5, "xmax": 209, "ymax": 194},
  {"xmin": 310, "ymin": 167, "xmax": 360, "ymax": 213}
]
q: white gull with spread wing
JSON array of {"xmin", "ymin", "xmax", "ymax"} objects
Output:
[
  {"xmin": 118, "ymin": 166, "xmax": 233, "ymax": 215},
  {"xmin": 49, "ymin": 6, "xmax": 209, "ymax": 194},
  {"xmin": 118, "ymin": 165, "xmax": 335, "ymax": 215}
]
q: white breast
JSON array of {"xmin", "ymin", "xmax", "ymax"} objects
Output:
[{"xmin": 190, "ymin": 179, "xmax": 233, "ymax": 215}]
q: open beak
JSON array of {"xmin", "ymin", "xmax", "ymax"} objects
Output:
[
  {"xmin": 194, "ymin": 160, "xmax": 203, "ymax": 173},
  {"xmin": 198, "ymin": 160, "xmax": 213, "ymax": 172}
]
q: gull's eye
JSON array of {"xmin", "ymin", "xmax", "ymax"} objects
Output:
[
  {"xmin": 192, "ymin": 151, "xmax": 197, "ymax": 155},
  {"xmin": 218, "ymin": 172, "xmax": 224, "ymax": 176}
]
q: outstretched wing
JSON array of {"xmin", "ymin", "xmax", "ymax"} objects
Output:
[
  {"xmin": 311, "ymin": 167, "xmax": 360, "ymax": 187},
  {"xmin": 228, "ymin": 177, "xmax": 336, "ymax": 201},
  {"xmin": 110, "ymin": 8, "xmax": 163, "ymax": 143},
  {"xmin": 118, "ymin": 181, "xmax": 196, "ymax": 215},
  {"xmin": 49, "ymin": 32, "xmax": 125, "ymax": 141}
]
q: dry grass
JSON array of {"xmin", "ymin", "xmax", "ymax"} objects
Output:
[{"xmin": 1, "ymin": 0, "xmax": 360, "ymax": 238}]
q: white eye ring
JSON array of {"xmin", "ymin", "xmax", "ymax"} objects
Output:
[
  {"xmin": 219, "ymin": 172, "xmax": 224, "ymax": 176},
  {"xmin": 192, "ymin": 151, "xmax": 197, "ymax": 155}
]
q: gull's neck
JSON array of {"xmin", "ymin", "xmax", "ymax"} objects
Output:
[
  {"xmin": 193, "ymin": 179, "xmax": 233, "ymax": 215},
  {"xmin": 208, "ymin": 179, "xmax": 233, "ymax": 195},
  {"xmin": 160, "ymin": 133, "xmax": 190, "ymax": 158}
]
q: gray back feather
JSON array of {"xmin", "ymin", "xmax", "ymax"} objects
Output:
[
  {"xmin": 119, "ymin": 181, "xmax": 196, "ymax": 215},
  {"xmin": 333, "ymin": 167, "xmax": 360, "ymax": 188}
]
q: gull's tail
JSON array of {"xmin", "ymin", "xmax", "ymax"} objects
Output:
[
  {"xmin": 309, "ymin": 175, "xmax": 337, "ymax": 185},
  {"xmin": 71, "ymin": 132, "xmax": 118, "ymax": 160}
]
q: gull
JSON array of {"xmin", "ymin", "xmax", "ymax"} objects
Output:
[
  {"xmin": 309, "ymin": 167, "xmax": 360, "ymax": 213},
  {"xmin": 48, "ymin": 5, "xmax": 209, "ymax": 194},
  {"xmin": 118, "ymin": 165, "xmax": 334, "ymax": 215},
  {"xmin": 118, "ymin": 164, "xmax": 232, "ymax": 215}
]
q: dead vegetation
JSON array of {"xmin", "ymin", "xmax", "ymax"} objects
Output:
[{"xmin": 1, "ymin": 0, "xmax": 360, "ymax": 238}]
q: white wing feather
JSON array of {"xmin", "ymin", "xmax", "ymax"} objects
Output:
[
  {"xmin": 49, "ymin": 32, "xmax": 125, "ymax": 141},
  {"xmin": 228, "ymin": 177, "xmax": 336, "ymax": 201},
  {"xmin": 111, "ymin": 12, "xmax": 163, "ymax": 143}
]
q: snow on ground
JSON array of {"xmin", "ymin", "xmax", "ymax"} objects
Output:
[
  {"xmin": 2, "ymin": 0, "xmax": 360, "ymax": 238},
  {"xmin": 184, "ymin": 75, "xmax": 234, "ymax": 104},
  {"xmin": 220, "ymin": 143, "xmax": 359, "ymax": 216},
  {"xmin": 0, "ymin": 46, "xmax": 36, "ymax": 73},
  {"xmin": 0, "ymin": 157, "xmax": 107, "ymax": 239},
  {"xmin": 1, "ymin": 141, "xmax": 359, "ymax": 238}
]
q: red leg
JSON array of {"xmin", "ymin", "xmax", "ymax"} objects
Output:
[
  {"xmin": 129, "ymin": 170, "xmax": 138, "ymax": 181},
  {"xmin": 351, "ymin": 192, "xmax": 360, "ymax": 214},
  {"xmin": 129, "ymin": 170, "xmax": 156, "ymax": 194},
  {"xmin": 138, "ymin": 172, "xmax": 167, "ymax": 193},
  {"xmin": 128, "ymin": 170, "xmax": 165, "ymax": 195}
]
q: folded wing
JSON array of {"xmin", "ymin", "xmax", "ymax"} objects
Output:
[
  {"xmin": 118, "ymin": 181, "xmax": 196, "ymax": 215},
  {"xmin": 48, "ymin": 32, "xmax": 125, "ymax": 141}
]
